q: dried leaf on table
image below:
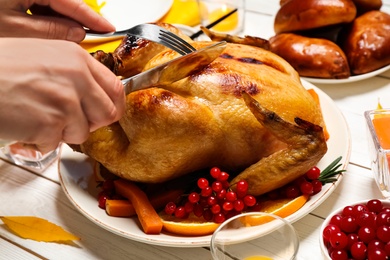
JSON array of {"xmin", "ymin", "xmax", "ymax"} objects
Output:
[{"xmin": 0, "ymin": 216, "xmax": 80, "ymax": 242}]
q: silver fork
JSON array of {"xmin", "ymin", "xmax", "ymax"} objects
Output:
[{"xmin": 86, "ymin": 24, "xmax": 196, "ymax": 55}]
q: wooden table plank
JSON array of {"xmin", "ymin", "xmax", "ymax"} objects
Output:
[
  {"xmin": 0, "ymin": 237, "xmax": 43, "ymax": 260},
  {"xmin": 0, "ymin": 163, "xmax": 213, "ymax": 260}
]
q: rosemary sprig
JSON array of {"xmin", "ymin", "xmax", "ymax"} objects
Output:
[{"xmin": 318, "ymin": 156, "xmax": 346, "ymax": 185}]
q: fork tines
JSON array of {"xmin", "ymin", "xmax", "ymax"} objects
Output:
[{"xmin": 158, "ymin": 30, "xmax": 197, "ymax": 55}]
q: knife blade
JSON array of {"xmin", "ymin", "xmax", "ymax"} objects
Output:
[{"xmin": 121, "ymin": 41, "xmax": 227, "ymax": 94}]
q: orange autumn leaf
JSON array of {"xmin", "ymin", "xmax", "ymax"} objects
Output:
[{"xmin": 0, "ymin": 216, "xmax": 80, "ymax": 242}]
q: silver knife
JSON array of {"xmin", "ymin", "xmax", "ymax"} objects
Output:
[{"xmin": 121, "ymin": 41, "xmax": 227, "ymax": 94}]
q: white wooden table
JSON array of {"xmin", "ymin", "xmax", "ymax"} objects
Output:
[{"xmin": 1, "ymin": 1, "xmax": 390, "ymax": 259}]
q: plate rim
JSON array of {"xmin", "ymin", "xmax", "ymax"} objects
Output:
[
  {"xmin": 302, "ymin": 64, "xmax": 390, "ymax": 84},
  {"xmin": 59, "ymin": 79, "xmax": 352, "ymax": 247},
  {"xmin": 83, "ymin": 0, "xmax": 173, "ymax": 43}
]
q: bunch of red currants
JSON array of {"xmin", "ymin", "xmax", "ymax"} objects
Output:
[{"xmin": 164, "ymin": 167, "xmax": 257, "ymax": 223}]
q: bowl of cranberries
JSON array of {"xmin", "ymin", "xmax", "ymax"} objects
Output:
[{"xmin": 321, "ymin": 199, "xmax": 390, "ymax": 260}]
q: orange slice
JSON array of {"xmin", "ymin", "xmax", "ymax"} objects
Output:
[
  {"xmin": 244, "ymin": 195, "xmax": 309, "ymax": 226},
  {"xmin": 159, "ymin": 212, "xmax": 220, "ymax": 236}
]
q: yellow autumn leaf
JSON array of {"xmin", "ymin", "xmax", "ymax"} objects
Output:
[{"xmin": 0, "ymin": 216, "xmax": 80, "ymax": 242}]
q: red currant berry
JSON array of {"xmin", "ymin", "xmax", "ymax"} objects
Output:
[
  {"xmin": 350, "ymin": 241, "xmax": 367, "ymax": 260},
  {"xmin": 305, "ymin": 166, "xmax": 321, "ymax": 180},
  {"xmin": 352, "ymin": 204, "xmax": 368, "ymax": 217},
  {"xmin": 98, "ymin": 195, "xmax": 108, "ymax": 209},
  {"xmin": 323, "ymin": 224, "xmax": 341, "ymax": 242},
  {"xmin": 188, "ymin": 192, "xmax": 200, "ymax": 204},
  {"xmin": 217, "ymin": 189, "xmax": 227, "ymax": 200},
  {"xmin": 367, "ymin": 239, "xmax": 384, "ymax": 251},
  {"xmin": 243, "ymin": 195, "xmax": 257, "ymax": 207},
  {"xmin": 200, "ymin": 186, "xmax": 213, "ymax": 197},
  {"xmin": 312, "ymin": 179, "xmax": 323, "ymax": 194},
  {"xmin": 226, "ymin": 191, "xmax": 237, "ymax": 202},
  {"xmin": 212, "ymin": 181, "xmax": 223, "ymax": 193},
  {"xmin": 234, "ymin": 199, "xmax": 245, "ymax": 212},
  {"xmin": 329, "ymin": 231, "xmax": 349, "ymax": 250},
  {"xmin": 299, "ymin": 181, "xmax": 313, "ymax": 195},
  {"xmin": 223, "ymin": 201, "xmax": 234, "ymax": 211},
  {"xmin": 207, "ymin": 196, "xmax": 217, "ymax": 206},
  {"xmin": 203, "ymin": 209, "xmax": 213, "ymax": 221},
  {"xmin": 358, "ymin": 226, "xmax": 377, "ymax": 244},
  {"xmin": 218, "ymin": 171, "xmax": 229, "ymax": 182},
  {"xmin": 236, "ymin": 180, "xmax": 248, "ymax": 194},
  {"xmin": 164, "ymin": 201, "xmax": 177, "ymax": 215},
  {"xmin": 367, "ymin": 248, "xmax": 387, "ymax": 260},
  {"xmin": 285, "ymin": 185, "xmax": 301, "ymax": 198},
  {"xmin": 330, "ymin": 249, "xmax": 348, "ymax": 260},
  {"xmin": 367, "ymin": 199, "xmax": 383, "ymax": 213},
  {"xmin": 197, "ymin": 178, "xmax": 209, "ymax": 189},
  {"xmin": 376, "ymin": 212, "xmax": 390, "ymax": 227},
  {"xmin": 211, "ymin": 204, "xmax": 221, "ymax": 214},
  {"xmin": 214, "ymin": 213, "xmax": 226, "ymax": 224},
  {"xmin": 329, "ymin": 214, "xmax": 343, "ymax": 227},
  {"xmin": 347, "ymin": 233, "xmax": 359, "ymax": 250},
  {"xmin": 174, "ymin": 206, "xmax": 186, "ymax": 218},
  {"xmin": 184, "ymin": 201, "xmax": 194, "ymax": 213},
  {"xmin": 193, "ymin": 204, "xmax": 204, "ymax": 217},
  {"xmin": 222, "ymin": 180, "xmax": 230, "ymax": 189},
  {"xmin": 210, "ymin": 167, "xmax": 221, "ymax": 179},
  {"xmin": 340, "ymin": 215, "xmax": 358, "ymax": 233},
  {"xmin": 356, "ymin": 211, "xmax": 376, "ymax": 228},
  {"xmin": 377, "ymin": 225, "xmax": 390, "ymax": 243},
  {"xmin": 384, "ymin": 241, "xmax": 390, "ymax": 255},
  {"xmin": 342, "ymin": 206, "xmax": 354, "ymax": 217}
]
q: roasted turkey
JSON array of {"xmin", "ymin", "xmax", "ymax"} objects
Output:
[{"xmin": 73, "ymin": 23, "xmax": 328, "ymax": 196}]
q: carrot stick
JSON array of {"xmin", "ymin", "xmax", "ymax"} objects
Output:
[
  {"xmin": 106, "ymin": 188, "xmax": 184, "ymax": 218},
  {"xmin": 114, "ymin": 179, "xmax": 163, "ymax": 234},
  {"xmin": 307, "ymin": 88, "xmax": 330, "ymax": 140},
  {"xmin": 106, "ymin": 200, "xmax": 136, "ymax": 217}
]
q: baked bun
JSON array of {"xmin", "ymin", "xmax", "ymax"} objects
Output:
[
  {"xmin": 274, "ymin": 0, "xmax": 357, "ymax": 34},
  {"xmin": 352, "ymin": 0, "xmax": 382, "ymax": 15},
  {"xmin": 270, "ymin": 33, "xmax": 350, "ymax": 79},
  {"xmin": 342, "ymin": 11, "xmax": 390, "ymax": 75}
]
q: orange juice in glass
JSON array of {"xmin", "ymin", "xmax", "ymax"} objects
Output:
[
  {"xmin": 365, "ymin": 108, "xmax": 390, "ymax": 198},
  {"xmin": 197, "ymin": 0, "xmax": 245, "ymax": 36}
]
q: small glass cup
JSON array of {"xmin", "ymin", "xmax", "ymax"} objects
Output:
[
  {"xmin": 365, "ymin": 109, "xmax": 390, "ymax": 198},
  {"xmin": 210, "ymin": 212, "xmax": 299, "ymax": 260},
  {"xmin": 197, "ymin": 0, "xmax": 246, "ymax": 36},
  {"xmin": 0, "ymin": 141, "xmax": 60, "ymax": 171}
]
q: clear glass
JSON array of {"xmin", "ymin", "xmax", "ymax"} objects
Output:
[
  {"xmin": 0, "ymin": 142, "xmax": 61, "ymax": 170},
  {"xmin": 365, "ymin": 109, "xmax": 390, "ymax": 198},
  {"xmin": 197, "ymin": 0, "xmax": 246, "ymax": 36},
  {"xmin": 210, "ymin": 212, "xmax": 299, "ymax": 260}
]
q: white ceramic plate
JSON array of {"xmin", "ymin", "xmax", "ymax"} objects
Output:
[
  {"xmin": 59, "ymin": 79, "xmax": 351, "ymax": 247},
  {"xmin": 85, "ymin": 0, "xmax": 173, "ymax": 43},
  {"xmin": 302, "ymin": 64, "xmax": 390, "ymax": 84}
]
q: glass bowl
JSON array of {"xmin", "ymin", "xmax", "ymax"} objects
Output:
[
  {"xmin": 210, "ymin": 212, "xmax": 299, "ymax": 260},
  {"xmin": 364, "ymin": 109, "xmax": 390, "ymax": 198}
]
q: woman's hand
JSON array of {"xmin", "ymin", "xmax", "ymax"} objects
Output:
[
  {"xmin": 0, "ymin": 38, "xmax": 126, "ymax": 153},
  {"xmin": 0, "ymin": 0, "xmax": 115, "ymax": 42}
]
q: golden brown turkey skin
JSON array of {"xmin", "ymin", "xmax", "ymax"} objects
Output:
[
  {"xmin": 78, "ymin": 40, "xmax": 328, "ymax": 196},
  {"xmin": 91, "ymin": 22, "xmax": 192, "ymax": 78}
]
